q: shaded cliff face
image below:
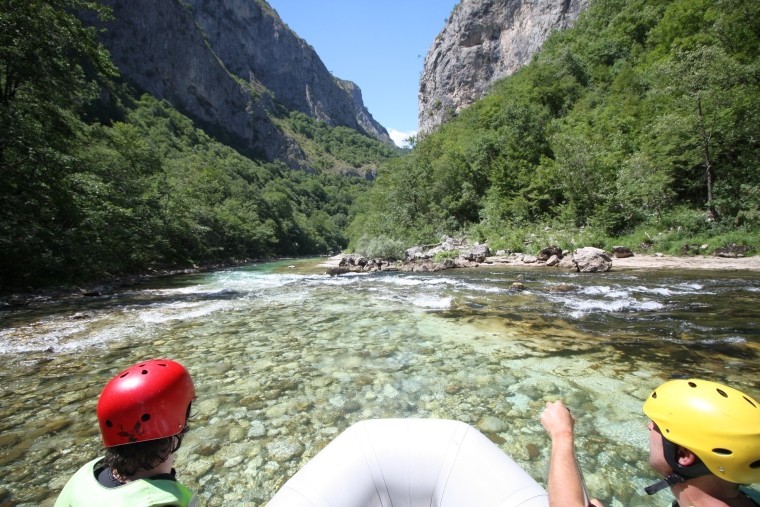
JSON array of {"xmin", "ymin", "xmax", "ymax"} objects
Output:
[
  {"xmin": 419, "ymin": 0, "xmax": 589, "ymax": 134},
  {"xmin": 89, "ymin": 0, "xmax": 391, "ymax": 167}
]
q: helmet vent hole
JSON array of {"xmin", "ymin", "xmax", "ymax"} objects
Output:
[
  {"xmin": 141, "ymin": 369, "xmax": 148, "ymax": 375},
  {"xmin": 712, "ymin": 448, "xmax": 732, "ymax": 456},
  {"xmin": 141, "ymin": 413, "xmax": 151, "ymax": 422},
  {"xmin": 158, "ymin": 363, "xmax": 167, "ymax": 367},
  {"xmin": 120, "ymin": 373, "xmax": 129, "ymax": 378},
  {"xmin": 716, "ymin": 388, "xmax": 728, "ymax": 398},
  {"xmin": 750, "ymin": 460, "xmax": 760, "ymax": 469},
  {"xmin": 651, "ymin": 392, "xmax": 657, "ymax": 399},
  {"xmin": 744, "ymin": 396, "xmax": 757, "ymax": 408},
  {"xmin": 688, "ymin": 381, "xmax": 697, "ymax": 388},
  {"xmin": 105, "ymin": 420, "xmax": 113, "ymax": 427}
]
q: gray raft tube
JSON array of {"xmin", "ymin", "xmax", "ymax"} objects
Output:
[{"xmin": 268, "ymin": 418, "xmax": 549, "ymax": 507}]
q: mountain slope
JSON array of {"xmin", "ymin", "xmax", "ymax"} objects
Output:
[{"xmin": 87, "ymin": 0, "xmax": 392, "ymax": 169}]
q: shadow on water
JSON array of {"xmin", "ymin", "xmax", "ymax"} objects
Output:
[{"xmin": 0, "ymin": 287, "xmax": 249, "ymax": 329}]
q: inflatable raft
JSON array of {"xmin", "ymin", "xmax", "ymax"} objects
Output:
[{"xmin": 268, "ymin": 418, "xmax": 549, "ymax": 507}]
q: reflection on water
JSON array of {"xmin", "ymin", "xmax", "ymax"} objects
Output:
[{"xmin": 2, "ymin": 260, "xmax": 759, "ymax": 506}]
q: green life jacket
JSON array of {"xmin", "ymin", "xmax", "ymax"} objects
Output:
[
  {"xmin": 741, "ymin": 486, "xmax": 760, "ymax": 505},
  {"xmin": 54, "ymin": 458, "xmax": 199, "ymax": 507}
]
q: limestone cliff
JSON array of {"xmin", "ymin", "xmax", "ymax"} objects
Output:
[
  {"xmin": 87, "ymin": 0, "xmax": 392, "ymax": 168},
  {"xmin": 419, "ymin": 0, "xmax": 589, "ymax": 134}
]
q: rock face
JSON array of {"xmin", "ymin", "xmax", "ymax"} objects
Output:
[
  {"xmin": 86, "ymin": 0, "xmax": 392, "ymax": 168},
  {"xmin": 419, "ymin": 0, "xmax": 589, "ymax": 134}
]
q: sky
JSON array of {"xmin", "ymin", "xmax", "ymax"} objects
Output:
[{"xmin": 266, "ymin": 1, "xmax": 460, "ymax": 147}]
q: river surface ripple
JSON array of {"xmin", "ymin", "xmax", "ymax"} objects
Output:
[{"xmin": 2, "ymin": 260, "xmax": 759, "ymax": 506}]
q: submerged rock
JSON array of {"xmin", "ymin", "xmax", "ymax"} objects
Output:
[
  {"xmin": 526, "ymin": 442, "xmax": 541, "ymax": 460},
  {"xmin": 547, "ymin": 284, "xmax": 577, "ymax": 293},
  {"xmin": 325, "ymin": 267, "xmax": 351, "ymax": 276},
  {"xmin": 266, "ymin": 439, "xmax": 304, "ymax": 462},
  {"xmin": 477, "ymin": 416, "xmax": 506, "ymax": 433},
  {"xmin": 248, "ymin": 420, "xmax": 267, "ymax": 438}
]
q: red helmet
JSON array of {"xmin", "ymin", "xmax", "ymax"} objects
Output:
[{"xmin": 97, "ymin": 359, "xmax": 195, "ymax": 447}]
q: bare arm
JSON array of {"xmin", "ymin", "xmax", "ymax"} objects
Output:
[{"xmin": 541, "ymin": 401, "xmax": 604, "ymax": 507}]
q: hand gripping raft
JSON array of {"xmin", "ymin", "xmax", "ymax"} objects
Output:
[{"xmin": 268, "ymin": 418, "xmax": 549, "ymax": 507}]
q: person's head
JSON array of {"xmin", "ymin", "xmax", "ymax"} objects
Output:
[
  {"xmin": 642, "ymin": 378, "xmax": 760, "ymax": 495},
  {"xmin": 96, "ymin": 359, "xmax": 195, "ymax": 475}
]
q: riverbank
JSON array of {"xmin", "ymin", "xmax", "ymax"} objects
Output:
[
  {"xmin": 609, "ymin": 254, "xmax": 760, "ymax": 270},
  {"xmin": 4, "ymin": 252, "xmax": 757, "ymax": 310},
  {"xmin": 0, "ymin": 257, "xmax": 266, "ymax": 309},
  {"xmin": 319, "ymin": 253, "xmax": 760, "ymax": 272}
]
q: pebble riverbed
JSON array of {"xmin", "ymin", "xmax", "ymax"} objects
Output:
[{"xmin": 2, "ymin": 260, "xmax": 759, "ymax": 506}]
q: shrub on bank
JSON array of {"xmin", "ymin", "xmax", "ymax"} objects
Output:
[
  {"xmin": 477, "ymin": 220, "xmax": 760, "ymax": 258},
  {"xmin": 433, "ymin": 250, "xmax": 460, "ymax": 262},
  {"xmin": 478, "ymin": 223, "xmax": 609, "ymax": 255},
  {"xmin": 354, "ymin": 235, "xmax": 407, "ymax": 261}
]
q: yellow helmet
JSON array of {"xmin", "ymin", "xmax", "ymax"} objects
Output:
[{"xmin": 643, "ymin": 378, "xmax": 760, "ymax": 484}]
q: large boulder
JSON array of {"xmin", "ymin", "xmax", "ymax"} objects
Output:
[
  {"xmin": 714, "ymin": 243, "xmax": 753, "ymax": 258},
  {"xmin": 405, "ymin": 246, "xmax": 431, "ymax": 261},
  {"xmin": 537, "ymin": 245, "xmax": 562, "ymax": 261},
  {"xmin": 460, "ymin": 244, "xmax": 490, "ymax": 262},
  {"xmin": 557, "ymin": 255, "xmax": 576, "ymax": 270},
  {"xmin": 339, "ymin": 254, "xmax": 367, "ymax": 267},
  {"xmin": 611, "ymin": 246, "xmax": 633, "ymax": 258},
  {"xmin": 570, "ymin": 247, "xmax": 613, "ymax": 272}
]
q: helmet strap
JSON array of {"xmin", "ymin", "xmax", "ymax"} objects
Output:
[
  {"xmin": 644, "ymin": 435, "xmax": 712, "ymax": 496},
  {"xmin": 662, "ymin": 435, "xmax": 712, "ymax": 480},
  {"xmin": 644, "ymin": 473, "xmax": 685, "ymax": 495}
]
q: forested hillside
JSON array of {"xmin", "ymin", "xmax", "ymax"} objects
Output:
[
  {"xmin": 350, "ymin": 0, "xmax": 760, "ymax": 255},
  {"xmin": 3, "ymin": 0, "xmax": 758, "ymax": 290},
  {"xmin": 0, "ymin": 0, "xmax": 397, "ymax": 290}
]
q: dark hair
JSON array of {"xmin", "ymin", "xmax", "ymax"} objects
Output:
[
  {"xmin": 104, "ymin": 427, "xmax": 188, "ymax": 477},
  {"xmin": 105, "ymin": 402, "xmax": 192, "ymax": 477}
]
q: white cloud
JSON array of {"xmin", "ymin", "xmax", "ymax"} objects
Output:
[{"xmin": 388, "ymin": 128, "xmax": 416, "ymax": 148}]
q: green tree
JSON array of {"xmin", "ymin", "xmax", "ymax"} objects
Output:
[
  {"xmin": 0, "ymin": 0, "xmax": 116, "ymax": 285},
  {"xmin": 616, "ymin": 153, "xmax": 674, "ymax": 222},
  {"xmin": 645, "ymin": 46, "xmax": 757, "ymax": 219}
]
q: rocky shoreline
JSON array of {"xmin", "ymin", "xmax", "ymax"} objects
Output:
[{"xmin": 322, "ymin": 238, "xmax": 760, "ymax": 275}]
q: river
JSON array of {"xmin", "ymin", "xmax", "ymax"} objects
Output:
[{"xmin": 2, "ymin": 259, "xmax": 759, "ymax": 506}]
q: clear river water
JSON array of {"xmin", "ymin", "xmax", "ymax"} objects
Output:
[{"xmin": 1, "ymin": 259, "xmax": 759, "ymax": 506}]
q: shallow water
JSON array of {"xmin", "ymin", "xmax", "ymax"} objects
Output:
[{"xmin": 2, "ymin": 260, "xmax": 759, "ymax": 506}]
